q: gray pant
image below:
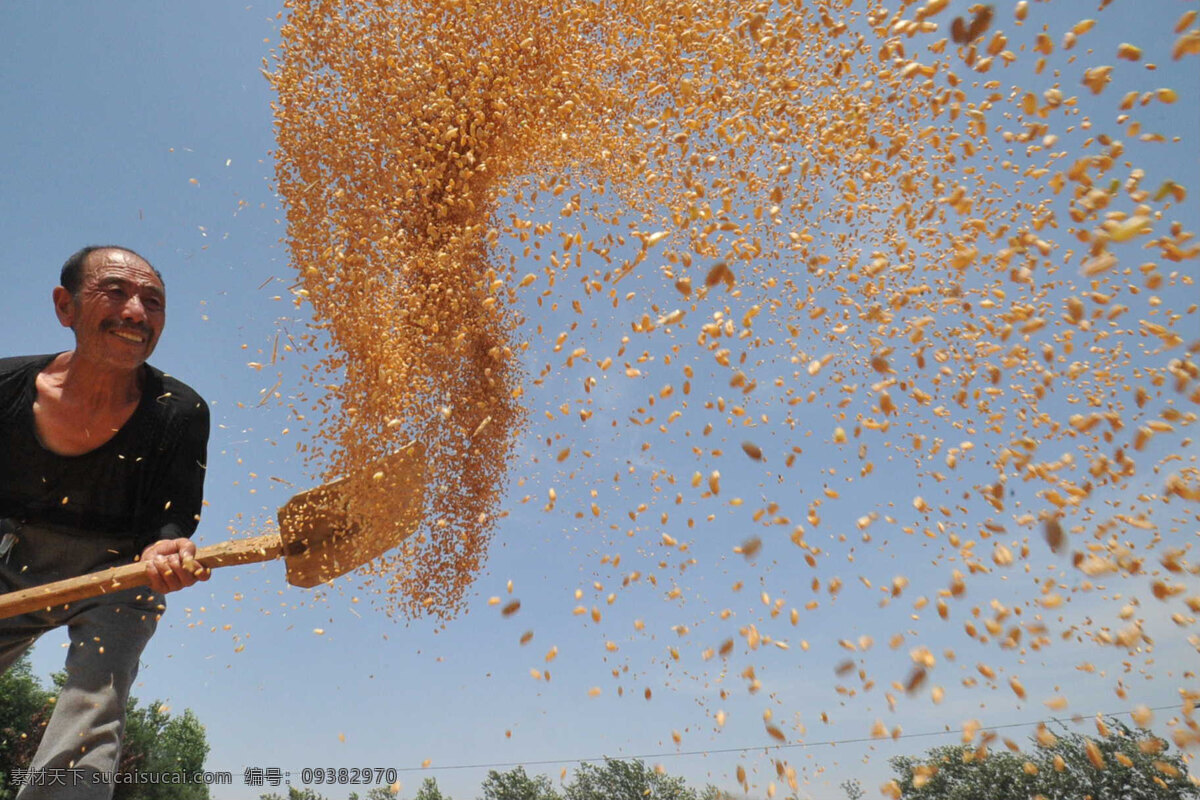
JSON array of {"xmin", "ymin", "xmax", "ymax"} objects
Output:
[{"xmin": 0, "ymin": 522, "xmax": 163, "ymax": 800}]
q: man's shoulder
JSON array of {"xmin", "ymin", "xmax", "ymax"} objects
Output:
[
  {"xmin": 0, "ymin": 353, "xmax": 56, "ymax": 379},
  {"xmin": 144, "ymin": 364, "xmax": 208, "ymax": 419}
]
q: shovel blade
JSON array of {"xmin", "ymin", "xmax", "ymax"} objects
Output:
[{"xmin": 277, "ymin": 441, "xmax": 426, "ymax": 588}]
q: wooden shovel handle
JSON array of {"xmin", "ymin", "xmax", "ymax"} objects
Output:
[{"xmin": 0, "ymin": 533, "xmax": 283, "ymax": 621}]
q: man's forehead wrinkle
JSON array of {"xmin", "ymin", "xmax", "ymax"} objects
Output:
[
  {"xmin": 96, "ymin": 275, "xmax": 165, "ymax": 295},
  {"xmin": 87, "ymin": 253, "xmax": 165, "ymax": 294},
  {"xmin": 88, "ymin": 248, "xmax": 143, "ymax": 268}
]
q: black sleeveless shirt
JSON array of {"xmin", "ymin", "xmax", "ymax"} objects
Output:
[{"xmin": 0, "ymin": 354, "xmax": 208, "ymax": 552}]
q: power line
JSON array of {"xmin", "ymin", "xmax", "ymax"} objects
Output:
[{"xmin": 379, "ymin": 703, "xmax": 1185, "ymax": 774}]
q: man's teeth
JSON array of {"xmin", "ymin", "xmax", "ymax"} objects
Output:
[{"xmin": 113, "ymin": 330, "xmax": 145, "ymax": 342}]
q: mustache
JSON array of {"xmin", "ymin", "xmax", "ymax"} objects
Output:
[{"xmin": 101, "ymin": 320, "xmax": 152, "ymax": 337}]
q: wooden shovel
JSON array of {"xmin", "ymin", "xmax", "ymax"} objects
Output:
[{"xmin": 0, "ymin": 441, "xmax": 426, "ymax": 620}]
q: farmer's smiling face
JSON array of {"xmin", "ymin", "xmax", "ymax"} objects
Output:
[{"xmin": 57, "ymin": 248, "xmax": 166, "ymax": 369}]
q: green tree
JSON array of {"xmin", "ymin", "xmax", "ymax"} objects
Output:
[
  {"xmin": 364, "ymin": 789, "xmax": 404, "ymax": 800},
  {"xmin": 480, "ymin": 766, "xmax": 560, "ymax": 800},
  {"xmin": 840, "ymin": 779, "xmax": 864, "ymax": 800},
  {"xmin": 887, "ymin": 717, "xmax": 1199, "ymax": 799},
  {"xmin": 351, "ymin": 789, "xmax": 405, "ymax": 800},
  {"xmin": 268, "ymin": 784, "xmax": 399, "ymax": 800},
  {"xmin": 260, "ymin": 790, "xmax": 332, "ymax": 800},
  {"xmin": 564, "ymin": 759, "xmax": 697, "ymax": 800},
  {"xmin": 0, "ymin": 656, "xmax": 211, "ymax": 800},
  {"xmin": 890, "ymin": 744, "xmax": 1034, "ymax": 799},
  {"xmin": 115, "ymin": 699, "xmax": 210, "ymax": 800},
  {"xmin": 0, "ymin": 654, "xmax": 53, "ymax": 800},
  {"xmin": 1033, "ymin": 719, "xmax": 1199, "ymax": 799},
  {"xmin": 698, "ymin": 786, "xmax": 738, "ymax": 800},
  {"xmin": 416, "ymin": 777, "xmax": 451, "ymax": 800}
]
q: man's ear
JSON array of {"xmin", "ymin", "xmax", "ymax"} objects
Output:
[{"xmin": 52, "ymin": 286, "xmax": 77, "ymax": 329}]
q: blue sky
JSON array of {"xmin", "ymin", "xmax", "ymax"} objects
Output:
[{"xmin": 2, "ymin": 2, "xmax": 1199, "ymax": 799}]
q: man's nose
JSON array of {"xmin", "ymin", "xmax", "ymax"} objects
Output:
[{"xmin": 122, "ymin": 294, "xmax": 147, "ymax": 323}]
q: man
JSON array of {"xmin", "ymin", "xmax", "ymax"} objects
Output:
[{"xmin": 0, "ymin": 246, "xmax": 210, "ymax": 799}]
